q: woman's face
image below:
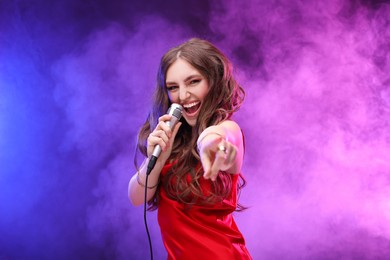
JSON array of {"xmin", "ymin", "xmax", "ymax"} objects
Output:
[{"xmin": 165, "ymin": 58, "xmax": 210, "ymax": 127}]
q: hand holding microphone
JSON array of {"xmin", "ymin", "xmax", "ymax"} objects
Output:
[{"xmin": 146, "ymin": 103, "xmax": 183, "ymax": 175}]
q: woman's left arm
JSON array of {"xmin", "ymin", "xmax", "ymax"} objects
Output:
[{"xmin": 197, "ymin": 120, "xmax": 244, "ymax": 181}]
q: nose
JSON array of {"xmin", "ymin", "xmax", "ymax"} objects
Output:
[{"xmin": 179, "ymin": 86, "xmax": 189, "ymax": 102}]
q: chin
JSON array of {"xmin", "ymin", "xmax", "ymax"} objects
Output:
[{"xmin": 184, "ymin": 117, "xmax": 197, "ymax": 127}]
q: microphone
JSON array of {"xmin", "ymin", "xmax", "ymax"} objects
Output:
[{"xmin": 146, "ymin": 103, "xmax": 183, "ymax": 175}]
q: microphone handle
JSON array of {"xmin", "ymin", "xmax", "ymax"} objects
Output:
[{"xmin": 147, "ymin": 107, "xmax": 182, "ymax": 175}]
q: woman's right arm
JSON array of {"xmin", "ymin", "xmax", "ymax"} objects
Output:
[{"xmin": 128, "ymin": 114, "xmax": 182, "ymax": 206}]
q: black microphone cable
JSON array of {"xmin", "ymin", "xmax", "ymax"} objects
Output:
[{"xmin": 143, "ymin": 168, "xmax": 154, "ymax": 260}]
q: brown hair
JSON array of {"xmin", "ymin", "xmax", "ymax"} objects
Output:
[{"xmin": 135, "ymin": 38, "xmax": 246, "ymax": 210}]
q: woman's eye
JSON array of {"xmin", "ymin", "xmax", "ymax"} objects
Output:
[
  {"xmin": 167, "ymin": 86, "xmax": 178, "ymax": 91},
  {"xmin": 190, "ymin": 79, "xmax": 200, "ymax": 85}
]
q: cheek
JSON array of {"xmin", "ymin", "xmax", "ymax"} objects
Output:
[
  {"xmin": 168, "ymin": 92, "xmax": 178, "ymax": 103},
  {"xmin": 200, "ymin": 86, "xmax": 210, "ymax": 100}
]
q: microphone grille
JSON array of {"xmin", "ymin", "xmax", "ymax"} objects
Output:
[{"xmin": 168, "ymin": 103, "xmax": 183, "ymax": 119}]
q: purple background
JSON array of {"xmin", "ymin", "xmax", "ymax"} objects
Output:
[{"xmin": 2, "ymin": 0, "xmax": 390, "ymax": 259}]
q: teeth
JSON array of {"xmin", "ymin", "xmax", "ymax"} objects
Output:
[{"xmin": 183, "ymin": 101, "xmax": 199, "ymax": 108}]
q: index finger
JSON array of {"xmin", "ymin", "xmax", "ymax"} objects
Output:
[
  {"xmin": 200, "ymin": 151, "xmax": 212, "ymax": 179},
  {"xmin": 157, "ymin": 115, "xmax": 173, "ymax": 136},
  {"xmin": 209, "ymin": 152, "xmax": 226, "ymax": 181},
  {"xmin": 158, "ymin": 114, "xmax": 172, "ymax": 122}
]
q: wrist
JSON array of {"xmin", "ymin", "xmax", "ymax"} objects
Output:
[{"xmin": 136, "ymin": 170, "xmax": 159, "ymax": 189}]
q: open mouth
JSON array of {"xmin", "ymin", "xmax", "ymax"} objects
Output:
[{"xmin": 183, "ymin": 101, "xmax": 201, "ymax": 116}]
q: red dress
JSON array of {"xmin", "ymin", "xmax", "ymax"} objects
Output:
[{"xmin": 158, "ymin": 162, "xmax": 252, "ymax": 260}]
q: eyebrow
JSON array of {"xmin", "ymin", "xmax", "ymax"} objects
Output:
[{"xmin": 166, "ymin": 74, "xmax": 202, "ymax": 86}]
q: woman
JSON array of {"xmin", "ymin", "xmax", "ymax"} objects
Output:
[{"xmin": 128, "ymin": 38, "xmax": 252, "ymax": 259}]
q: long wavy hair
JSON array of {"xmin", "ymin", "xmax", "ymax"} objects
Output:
[{"xmin": 135, "ymin": 38, "xmax": 246, "ymax": 210}]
